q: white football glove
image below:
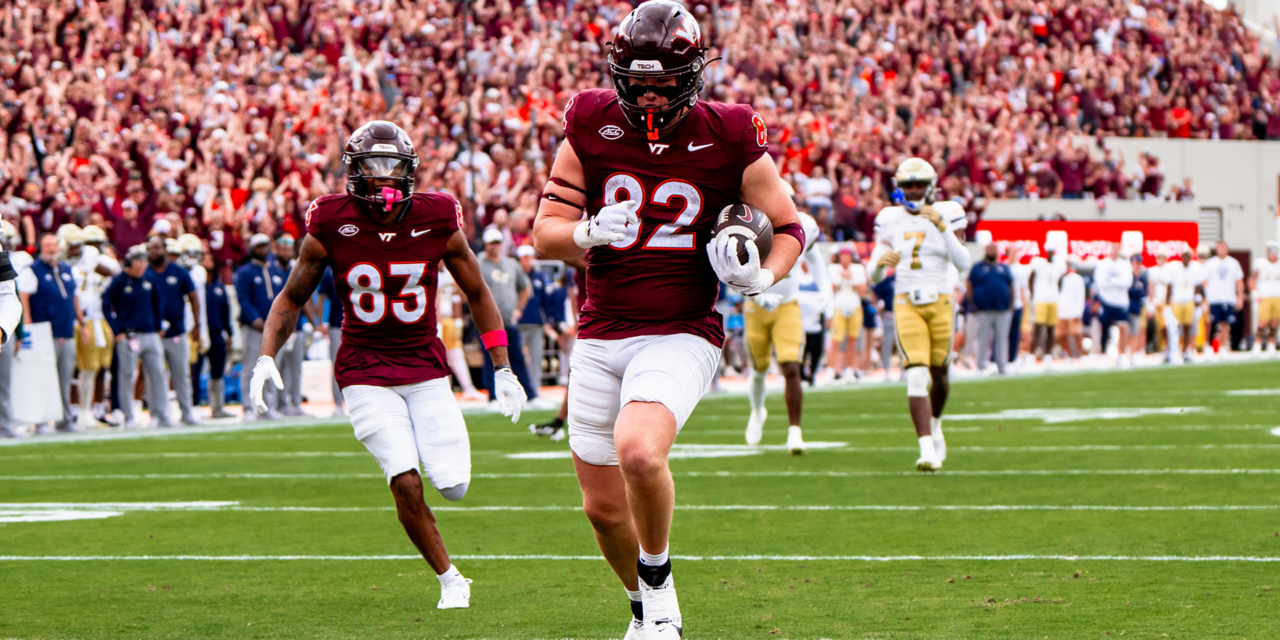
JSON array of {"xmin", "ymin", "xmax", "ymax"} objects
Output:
[
  {"xmin": 249, "ymin": 355, "xmax": 284, "ymax": 414},
  {"xmin": 574, "ymin": 200, "xmax": 639, "ymax": 248},
  {"xmin": 493, "ymin": 366, "xmax": 528, "ymax": 423},
  {"xmin": 707, "ymin": 233, "xmax": 775, "ymax": 296},
  {"xmin": 753, "ymin": 292, "xmax": 784, "ymax": 312}
]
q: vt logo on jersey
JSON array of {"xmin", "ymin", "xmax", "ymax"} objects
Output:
[
  {"xmin": 379, "ymin": 232, "xmax": 397, "ymax": 242},
  {"xmin": 649, "ymin": 143, "xmax": 669, "ymax": 155}
]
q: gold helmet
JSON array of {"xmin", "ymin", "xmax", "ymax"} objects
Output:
[
  {"xmin": 177, "ymin": 233, "xmax": 203, "ymax": 255},
  {"xmin": 0, "ymin": 220, "xmax": 18, "ymax": 248},
  {"xmin": 82, "ymin": 225, "xmax": 108, "ymax": 245},
  {"xmin": 893, "ymin": 157, "xmax": 938, "ymax": 214},
  {"xmin": 57, "ymin": 223, "xmax": 84, "ymax": 247}
]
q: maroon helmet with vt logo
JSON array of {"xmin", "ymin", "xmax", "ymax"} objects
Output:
[{"xmin": 607, "ymin": 0, "xmax": 708, "ymax": 141}]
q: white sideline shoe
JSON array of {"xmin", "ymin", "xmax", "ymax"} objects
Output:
[
  {"xmin": 438, "ymin": 576, "xmax": 472, "ymax": 609},
  {"xmin": 640, "ymin": 573, "xmax": 683, "ymax": 638},
  {"xmin": 745, "ymin": 408, "xmax": 766, "ymax": 445},
  {"xmin": 916, "ymin": 454, "xmax": 942, "ymax": 473},
  {"xmin": 622, "ymin": 617, "xmax": 645, "ymax": 639},
  {"xmin": 786, "ymin": 425, "xmax": 805, "ymax": 456}
]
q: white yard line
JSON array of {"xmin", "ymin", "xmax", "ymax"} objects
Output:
[
  {"xmin": 5, "ymin": 468, "xmax": 1280, "ymax": 481},
  {"xmin": 0, "ymin": 553, "xmax": 1276, "ymax": 562},
  {"xmin": 3, "ymin": 502, "xmax": 1274, "ymax": 513}
]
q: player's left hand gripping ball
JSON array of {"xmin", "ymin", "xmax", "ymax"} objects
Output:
[
  {"xmin": 249, "ymin": 356, "xmax": 284, "ymax": 414},
  {"xmin": 493, "ymin": 366, "xmax": 528, "ymax": 423},
  {"xmin": 708, "ymin": 233, "xmax": 774, "ymax": 296}
]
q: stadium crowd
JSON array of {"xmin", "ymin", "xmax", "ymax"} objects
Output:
[{"xmin": 0, "ymin": 0, "xmax": 1278, "ymax": 433}]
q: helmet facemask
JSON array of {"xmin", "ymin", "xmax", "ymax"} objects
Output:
[
  {"xmin": 893, "ymin": 179, "xmax": 936, "ymax": 214},
  {"xmin": 608, "ymin": 51, "xmax": 705, "ymax": 141},
  {"xmin": 343, "ymin": 152, "xmax": 418, "ymax": 218}
]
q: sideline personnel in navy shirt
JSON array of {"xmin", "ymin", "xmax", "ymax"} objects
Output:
[
  {"xmin": 202, "ymin": 249, "xmax": 234, "ymax": 419},
  {"xmin": 148, "ymin": 236, "xmax": 201, "ymax": 425},
  {"xmin": 22, "ymin": 234, "xmax": 83, "ymax": 431},
  {"xmin": 103, "ymin": 245, "xmax": 171, "ymax": 428},
  {"xmin": 967, "ymin": 243, "xmax": 1016, "ymax": 374}
]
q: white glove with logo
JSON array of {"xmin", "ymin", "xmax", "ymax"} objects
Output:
[
  {"xmin": 493, "ymin": 366, "xmax": 528, "ymax": 423},
  {"xmin": 574, "ymin": 200, "xmax": 639, "ymax": 248},
  {"xmin": 249, "ymin": 355, "xmax": 284, "ymax": 414},
  {"xmin": 707, "ymin": 233, "xmax": 775, "ymax": 296}
]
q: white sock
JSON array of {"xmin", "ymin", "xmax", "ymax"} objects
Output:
[
  {"xmin": 437, "ymin": 564, "xmax": 464, "ymax": 584},
  {"xmin": 625, "ymin": 588, "xmax": 642, "ymax": 602},
  {"xmin": 749, "ymin": 370, "xmax": 766, "ymax": 414},
  {"xmin": 788, "ymin": 425, "xmax": 802, "ymax": 440},
  {"xmin": 918, "ymin": 435, "xmax": 935, "ymax": 459},
  {"xmin": 639, "ymin": 545, "xmax": 669, "ymax": 567},
  {"xmin": 930, "ymin": 417, "xmax": 944, "ymax": 442}
]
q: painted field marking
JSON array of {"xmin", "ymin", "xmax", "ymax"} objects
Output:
[
  {"xmin": 3, "ymin": 502, "xmax": 1275, "ymax": 514},
  {"xmin": 946, "ymin": 407, "xmax": 1205, "ymax": 424},
  {"xmin": 508, "ymin": 442, "xmax": 849, "ymax": 460},
  {"xmin": 1226, "ymin": 389, "xmax": 1280, "ymax": 396},
  {"xmin": 6, "ymin": 468, "xmax": 1280, "ymax": 481},
  {"xmin": 0, "ymin": 554, "xmax": 1276, "ymax": 563}
]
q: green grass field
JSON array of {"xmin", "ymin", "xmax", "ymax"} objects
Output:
[{"xmin": 2, "ymin": 361, "xmax": 1279, "ymax": 639}]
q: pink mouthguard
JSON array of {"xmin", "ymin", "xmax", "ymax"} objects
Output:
[{"xmin": 380, "ymin": 187, "xmax": 403, "ymax": 212}]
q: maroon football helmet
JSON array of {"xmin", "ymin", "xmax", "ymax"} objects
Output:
[
  {"xmin": 607, "ymin": 0, "xmax": 707, "ymax": 140},
  {"xmin": 342, "ymin": 121, "xmax": 419, "ymax": 217}
]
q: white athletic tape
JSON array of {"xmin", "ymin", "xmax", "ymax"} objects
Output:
[
  {"xmin": 905, "ymin": 366, "xmax": 931, "ymax": 397},
  {"xmin": 0, "ymin": 554, "xmax": 1276, "ymax": 563}
]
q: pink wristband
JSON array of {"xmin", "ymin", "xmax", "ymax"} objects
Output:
[{"xmin": 480, "ymin": 329, "xmax": 508, "ymax": 349}]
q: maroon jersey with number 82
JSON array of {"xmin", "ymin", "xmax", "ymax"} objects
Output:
[
  {"xmin": 304, "ymin": 192, "xmax": 461, "ymax": 388},
  {"xmin": 564, "ymin": 88, "xmax": 768, "ymax": 348}
]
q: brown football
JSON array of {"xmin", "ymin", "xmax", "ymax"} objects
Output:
[{"xmin": 712, "ymin": 204, "xmax": 773, "ymax": 264}]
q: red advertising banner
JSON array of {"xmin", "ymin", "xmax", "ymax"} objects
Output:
[{"xmin": 974, "ymin": 220, "xmax": 1200, "ymax": 266}]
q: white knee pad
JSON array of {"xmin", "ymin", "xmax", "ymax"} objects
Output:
[
  {"xmin": 905, "ymin": 366, "xmax": 931, "ymax": 397},
  {"xmin": 437, "ymin": 482, "xmax": 468, "ymax": 502},
  {"xmin": 568, "ymin": 430, "xmax": 619, "ymax": 466}
]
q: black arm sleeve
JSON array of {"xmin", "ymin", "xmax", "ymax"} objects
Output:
[{"xmin": 0, "ymin": 251, "xmax": 17, "ymax": 282}]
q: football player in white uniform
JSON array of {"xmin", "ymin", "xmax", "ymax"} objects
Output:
[
  {"xmin": 0, "ymin": 221, "xmax": 30, "ymax": 437},
  {"xmin": 1028, "ymin": 247, "xmax": 1067, "ymax": 365},
  {"xmin": 1164, "ymin": 248, "xmax": 1205, "ymax": 363},
  {"xmin": 64, "ymin": 226, "xmax": 122, "ymax": 428},
  {"xmin": 744, "ymin": 211, "xmax": 828, "ymax": 454},
  {"xmin": 827, "ymin": 245, "xmax": 869, "ymax": 381},
  {"xmin": 869, "ymin": 158, "xmax": 971, "ymax": 472},
  {"xmin": 1251, "ymin": 242, "xmax": 1280, "ymax": 354}
]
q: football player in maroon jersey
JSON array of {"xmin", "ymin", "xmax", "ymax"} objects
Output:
[
  {"xmin": 249, "ymin": 121, "xmax": 527, "ymax": 610},
  {"xmin": 531, "ymin": 2, "xmax": 804, "ymax": 637}
]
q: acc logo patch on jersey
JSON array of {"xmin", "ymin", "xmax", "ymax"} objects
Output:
[
  {"xmin": 339, "ymin": 224, "xmax": 359, "ymax": 237},
  {"xmin": 599, "ymin": 125, "xmax": 624, "ymax": 140},
  {"xmin": 166, "ymin": 276, "xmax": 178, "ymax": 285}
]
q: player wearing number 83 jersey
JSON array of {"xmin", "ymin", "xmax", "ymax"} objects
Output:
[{"xmin": 251, "ymin": 120, "xmax": 526, "ymax": 612}]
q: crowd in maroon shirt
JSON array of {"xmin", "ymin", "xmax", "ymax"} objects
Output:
[{"xmin": 0, "ymin": 0, "xmax": 1267, "ymax": 264}]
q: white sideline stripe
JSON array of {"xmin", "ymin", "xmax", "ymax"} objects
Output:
[
  {"xmin": 0, "ymin": 554, "xmax": 1276, "ymax": 563},
  {"xmin": 506, "ymin": 443, "xmax": 1280, "ymax": 459},
  {"xmin": 9, "ymin": 443, "xmax": 1280, "ymax": 462},
  {"xmin": 4, "ymin": 502, "xmax": 1275, "ymax": 513},
  {"xmin": 1226, "ymin": 388, "xmax": 1280, "ymax": 396},
  {"xmin": 0, "ymin": 502, "xmax": 237, "ymax": 510},
  {"xmin": 6, "ymin": 468, "xmax": 1280, "ymax": 481}
]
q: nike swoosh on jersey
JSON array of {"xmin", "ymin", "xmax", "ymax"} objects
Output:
[
  {"xmin": 411, "ymin": 228, "xmax": 431, "ymax": 237},
  {"xmin": 687, "ymin": 142, "xmax": 714, "ymax": 152}
]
